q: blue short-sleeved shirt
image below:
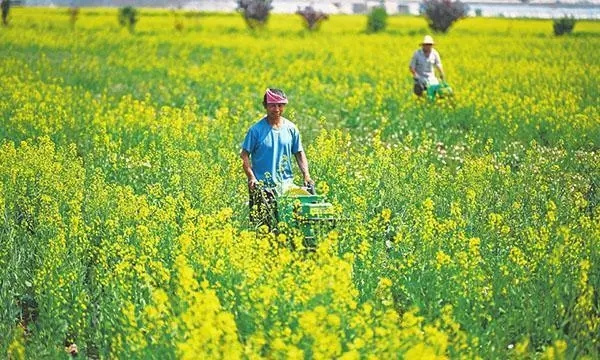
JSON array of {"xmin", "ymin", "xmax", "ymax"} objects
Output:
[{"xmin": 241, "ymin": 117, "xmax": 303, "ymax": 186}]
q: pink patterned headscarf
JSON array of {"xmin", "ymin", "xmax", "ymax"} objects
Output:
[{"xmin": 265, "ymin": 89, "xmax": 288, "ymax": 104}]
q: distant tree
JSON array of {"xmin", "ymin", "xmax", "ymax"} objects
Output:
[
  {"xmin": 422, "ymin": 0, "xmax": 468, "ymax": 33},
  {"xmin": 118, "ymin": 6, "xmax": 138, "ymax": 33},
  {"xmin": 296, "ymin": 6, "xmax": 328, "ymax": 31},
  {"xmin": 237, "ymin": 0, "xmax": 272, "ymax": 29},
  {"xmin": 69, "ymin": 6, "xmax": 79, "ymax": 28},
  {"xmin": 1, "ymin": 0, "xmax": 9, "ymax": 26},
  {"xmin": 553, "ymin": 15, "xmax": 576, "ymax": 36},
  {"xmin": 172, "ymin": 9, "xmax": 184, "ymax": 31},
  {"xmin": 366, "ymin": 6, "xmax": 387, "ymax": 33},
  {"xmin": 174, "ymin": 17, "xmax": 184, "ymax": 32}
]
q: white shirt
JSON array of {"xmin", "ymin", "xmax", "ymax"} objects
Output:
[{"xmin": 409, "ymin": 48, "xmax": 442, "ymax": 84}]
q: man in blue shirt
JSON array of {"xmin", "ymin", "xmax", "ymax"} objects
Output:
[{"xmin": 240, "ymin": 88, "xmax": 314, "ymax": 227}]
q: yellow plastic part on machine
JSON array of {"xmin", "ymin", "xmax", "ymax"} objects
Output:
[{"xmin": 285, "ymin": 187, "xmax": 312, "ymax": 196}]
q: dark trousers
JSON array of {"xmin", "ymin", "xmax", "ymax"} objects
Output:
[
  {"xmin": 413, "ymin": 80, "xmax": 427, "ymax": 96},
  {"xmin": 249, "ymin": 187, "xmax": 278, "ymax": 230}
]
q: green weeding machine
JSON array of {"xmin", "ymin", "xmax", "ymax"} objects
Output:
[
  {"xmin": 427, "ymin": 81, "xmax": 454, "ymax": 101},
  {"xmin": 251, "ymin": 184, "xmax": 339, "ymax": 249}
]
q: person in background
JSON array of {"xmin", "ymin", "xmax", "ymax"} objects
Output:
[
  {"xmin": 240, "ymin": 88, "xmax": 314, "ymax": 228},
  {"xmin": 409, "ymin": 35, "xmax": 445, "ymax": 97}
]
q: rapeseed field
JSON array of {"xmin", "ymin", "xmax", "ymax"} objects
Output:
[{"xmin": 1, "ymin": 7, "xmax": 599, "ymax": 359}]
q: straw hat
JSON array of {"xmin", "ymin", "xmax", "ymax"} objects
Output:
[{"xmin": 421, "ymin": 35, "xmax": 435, "ymax": 45}]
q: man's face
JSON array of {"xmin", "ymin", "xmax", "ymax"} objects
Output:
[
  {"xmin": 266, "ymin": 103, "xmax": 286, "ymax": 119},
  {"xmin": 422, "ymin": 43, "xmax": 433, "ymax": 52}
]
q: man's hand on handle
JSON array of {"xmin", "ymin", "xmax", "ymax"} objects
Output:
[
  {"xmin": 248, "ymin": 178, "xmax": 258, "ymax": 191},
  {"xmin": 304, "ymin": 177, "xmax": 315, "ymax": 194},
  {"xmin": 303, "ymin": 176, "xmax": 314, "ymax": 187}
]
